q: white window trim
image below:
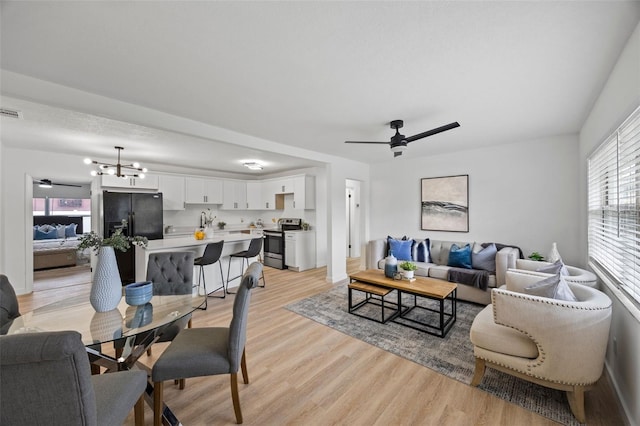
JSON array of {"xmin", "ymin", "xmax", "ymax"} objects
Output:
[{"xmin": 590, "ymin": 260, "xmax": 640, "ymax": 323}]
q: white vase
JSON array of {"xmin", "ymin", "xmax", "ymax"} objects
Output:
[
  {"xmin": 90, "ymin": 246, "xmax": 123, "ymax": 312},
  {"xmin": 547, "ymin": 242, "xmax": 562, "ymax": 263},
  {"xmin": 205, "ymin": 225, "xmax": 215, "ymax": 239}
]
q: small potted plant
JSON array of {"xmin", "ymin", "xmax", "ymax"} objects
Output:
[
  {"xmin": 528, "ymin": 252, "xmax": 545, "ymax": 262},
  {"xmin": 217, "ymin": 221, "xmax": 226, "ymax": 230},
  {"xmin": 399, "ymin": 261, "xmax": 417, "ymax": 279}
]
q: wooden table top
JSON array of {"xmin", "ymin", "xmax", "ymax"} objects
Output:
[{"xmin": 349, "ymin": 269, "xmax": 457, "ymax": 300}]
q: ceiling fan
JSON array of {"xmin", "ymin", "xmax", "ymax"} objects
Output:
[
  {"xmin": 33, "ymin": 179, "xmax": 82, "ymax": 189},
  {"xmin": 345, "ymin": 120, "xmax": 460, "ymax": 157}
]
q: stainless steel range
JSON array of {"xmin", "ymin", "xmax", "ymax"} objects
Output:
[{"xmin": 263, "ymin": 218, "xmax": 302, "ymax": 269}]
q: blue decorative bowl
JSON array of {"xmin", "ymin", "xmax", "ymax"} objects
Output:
[{"xmin": 124, "ymin": 281, "xmax": 153, "ymax": 306}]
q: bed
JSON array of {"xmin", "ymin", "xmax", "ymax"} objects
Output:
[{"xmin": 33, "ymin": 216, "xmax": 86, "ymax": 270}]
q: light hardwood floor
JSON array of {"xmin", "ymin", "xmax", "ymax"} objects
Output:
[{"xmin": 24, "ymin": 260, "xmax": 624, "ymax": 425}]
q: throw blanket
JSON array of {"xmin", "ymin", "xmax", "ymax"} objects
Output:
[
  {"xmin": 448, "ymin": 267, "xmax": 489, "ymax": 291},
  {"xmin": 482, "ymin": 242, "xmax": 525, "ymax": 259}
]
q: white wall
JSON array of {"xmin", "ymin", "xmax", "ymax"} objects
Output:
[
  {"xmin": 2, "ymin": 147, "xmax": 92, "ymax": 294},
  {"xmin": 369, "ymin": 134, "xmax": 581, "ymax": 265},
  {"xmin": 579, "ymin": 21, "xmax": 640, "ymax": 426}
]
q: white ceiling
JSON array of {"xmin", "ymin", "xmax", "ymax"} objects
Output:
[{"xmin": 1, "ymin": 1, "xmax": 639, "ymax": 177}]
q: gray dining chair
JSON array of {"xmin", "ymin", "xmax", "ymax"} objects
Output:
[
  {"xmin": 151, "ymin": 262, "xmax": 263, "ymax": 425},
  {"xmin": 116, "ymin": 251, "xmax": 196, "ymax": 359},
  {"xmin": 0, "ymin": 274, "xmax": 20, "ymax": 335},
  {"xmin": 0, "ymin": 330, "xmax": 147, "ymax": 426}
]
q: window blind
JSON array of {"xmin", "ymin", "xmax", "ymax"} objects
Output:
[{"xmin": 588, "ymin": 105, "xmax": 640, "ymax": 306}]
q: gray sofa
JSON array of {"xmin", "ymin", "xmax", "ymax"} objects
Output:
[{"xmin": 366, "ymin": 238, "xmax": 521, "ymax": 305}]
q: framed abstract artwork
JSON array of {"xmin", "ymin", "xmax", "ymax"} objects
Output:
[{"xmin": 421, "ymin": 175, "xmax": 469, "ymax": 232}]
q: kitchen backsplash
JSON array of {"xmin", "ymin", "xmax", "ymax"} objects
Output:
[{"xmin": 162, "ymin": 194, "xmax": 316, "ymax": 230}]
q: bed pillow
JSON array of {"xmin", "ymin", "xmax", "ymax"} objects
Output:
[
  {"xmin": 387, "ymin": 237, "xmax": 413, "ymax": 261},
  {"xmin": 448, "ymin": 243, "xmax": 472, "ymax": 269},
  {"xmin": 65, "ymin": 223, "xmax": 78, "ymax": 238},
  {"xmin": 412, "ymin": 238, "xmax": 431, "ymax": 263},
  {"xmin": 524, "ymin": 273, "xmax": 577, "ymax": 301},
  {"xmin": 472, "ymin": 243, "xmax": 497, "ymax": 272},
  {"xmin": 56, "ymin": 224, "xmax": 66, "ymax": 238},
  {"xmin": 35, "ymin": 227, "xmax": 59, "ymax": 240}
]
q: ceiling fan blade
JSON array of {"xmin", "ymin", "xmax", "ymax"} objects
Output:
[
  {"xmin": 34, "ymin": 179, "xmax": 82, "ymax": 188},
  {"xmin": 345, "ymin": 141, "xmax": 390, "ymax": 144},
  {"xmin": 405, "ymin": 122, "xmax": 460, "ymax": 143}
]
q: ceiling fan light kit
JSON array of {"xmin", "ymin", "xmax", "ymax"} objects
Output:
[
  {"xmin": 84, "ymin": 146, "xmax": 147, "ymax": 178},
  {"xmin": 345, "ymin": 119, "xmax": 460, "ymax": 157}
]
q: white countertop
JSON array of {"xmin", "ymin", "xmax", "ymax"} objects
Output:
[{"xmin": 145, "ymin": 233, "xmax": 258, "ymax": 250}]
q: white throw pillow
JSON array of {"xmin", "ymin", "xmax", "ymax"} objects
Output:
[{"xmin": 524, "ymin": 273, "xmax": 577, "ymax": 301}]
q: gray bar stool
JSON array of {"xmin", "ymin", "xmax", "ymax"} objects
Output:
[
  {"xmin": 226, "ymin": 237, "xmax": 265, "ymax": 294},
  {"xmin": 194, "ymin": 240, "xmax": 225, "ymax": 309}
]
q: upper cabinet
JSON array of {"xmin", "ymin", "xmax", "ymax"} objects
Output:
[
  {"xmin": 293, "ymin": 175, "xmax": 316, "ymax": 210},
  {"xmin": 222, "ymin": 180, "xmax": 247, "ymax": 210},
  {"xmin": 158, "ymin": 175, "xmax": 185, "ymax": 210},
  {"xmin": 101, "ymin": 175, "xmax": 158, "ymax": 190},
  {"xmin": 247, "ymin": 181, "xmax": 277, "ymax": 210},
  {"xmin": 272, "ymin": 178, "xmax": 294, "ymax": 194},
  {"xmin": 184, "ymin": 177, "xmax": 223, "ymax": 204}
]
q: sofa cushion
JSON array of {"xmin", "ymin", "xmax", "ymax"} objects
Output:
[
  {"xmin": 470, "ymin": 305, "xmax": 538, "ymax": 359},
  {"xmin": 428, "ymin": 265, "xmax": 451, "ymax": 280},
  {"xmin": 448, "ymin": 244, "xmax": 472, "ymax": 269},
  {"xmin": 524, "ymin": 273, "xmax": 577, "ymax": 301},
  {"xmin": 472, "ymin": 243, "xmax": 497, "ymax": 272},
  {"xmin": 387, "ymin": 237, "xmax": 413, "ymax": 261}
]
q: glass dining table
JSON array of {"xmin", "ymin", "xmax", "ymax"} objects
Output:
[
  {"xmin": 7, "ymin": 292, "xmax": 205, "ymax": 370},
  {"xmin": 6, "ymin": 292, "xmax": 206, "ymax": 426}
]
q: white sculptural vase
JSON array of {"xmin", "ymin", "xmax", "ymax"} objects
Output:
[
  {"xmin": 90, "ymin": 246, "xmax": 123, "ymax": 312},
  {"xmin": 547, "ymin": 242, "xmax": 562, "ymax": 263}
]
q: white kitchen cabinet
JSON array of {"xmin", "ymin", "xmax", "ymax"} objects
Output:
[
  {"xmin": 272, "ymin": 178, "xmax": 294, "ymax": 194},
  {"xmin": 246, "ymin": 181, "xmax": 263, "ymax": 210},
  {"xmin": 101, "ymin": 174, "xmax": 159, "ymax": 190},
  {"xmin": 292, "ymin": 175, "xmax": 316, "ymax": 209},
  {"xmin": 284, "ymin": 231, "xmax": 316, "ymax": 272},
  {"xmin": 158, "ymin": 175, "xmax": 185, "ymax": 210},
  {"xmin": 184, "ymin": 177, "xmax": 223, "ymax": 204},
  {"xmin": 222, "ymin": 180, "xmax": 247, "ymax": 210}
]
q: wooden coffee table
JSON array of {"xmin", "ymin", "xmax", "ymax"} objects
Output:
[{"xmin": 348, "ymin": 269, "xmax": 457, "ymax": 337}]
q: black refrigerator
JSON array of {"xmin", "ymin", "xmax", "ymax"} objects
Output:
[{"xmin": 103, "ymin": 191, "xmax": 163, "ymax": 285}]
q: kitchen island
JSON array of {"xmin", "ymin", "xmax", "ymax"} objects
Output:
[{"xmin": 135, "ymin": 234, "xmax": 261, "ymax": 293}]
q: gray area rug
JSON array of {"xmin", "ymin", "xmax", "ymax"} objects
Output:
[{"xmin": 285, "ymin": 284, "xmax": 579, "ymax": 426}]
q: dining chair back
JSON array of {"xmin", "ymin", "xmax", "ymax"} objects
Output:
[
  {"xmin": 0, "ymin": 330, "xmax": 146, "ymax": 426},
  {"xmin": 151, "ymin": 262, "xmax": 263, "ymax": 425},
  {"xmin": 0, "ymin": 274, "xmax": 20, "ymax": 335},
  {"xmin": 147, "ymin": 251, "xmax": 195, "ymax": 295}
]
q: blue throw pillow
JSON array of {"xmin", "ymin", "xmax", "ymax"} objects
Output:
[
  {"xmin": 387, "ymin": 237, "xmax": 413, "ymax": 261},
  {"xmin": 412, "ymin": 238, "xmax": 431, "ymax": 262},
  {"xmin": 35, "ymin": 227, "xmax": 59, "ymax": 240},
  {"xmin": 448, "ymin": 243, "xmax": 472, "ymax": 269},
  {"xmin": 65, "ymin": 223, "xmax": 78, "ymax": 238}
]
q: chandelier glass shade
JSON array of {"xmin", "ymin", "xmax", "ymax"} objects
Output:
[{"xmin": 84, "ymin": 146, "xmax": 147, "ymax": 178}]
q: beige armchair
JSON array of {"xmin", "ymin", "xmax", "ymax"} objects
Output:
[{"xmin": 469, "ymin": 270, "xmax": 612, "ymax": 423}]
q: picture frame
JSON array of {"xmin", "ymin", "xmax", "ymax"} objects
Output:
[{"xmin": 421, "ymin": 175, "xmax": 469, "ymax": 232}]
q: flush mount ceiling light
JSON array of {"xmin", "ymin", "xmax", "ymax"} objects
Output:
[
  {"xmin": 84, "ymin": 146, "xmax": 147, "ymax": 178},
  {"xmin": 243, "ymin": 162, "xmax": 263, "ymax": 170}
]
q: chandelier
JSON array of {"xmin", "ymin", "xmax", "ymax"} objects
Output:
[{"xmin": 84, "ymin": 146, "xmax": 147, "ymax": 178}]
